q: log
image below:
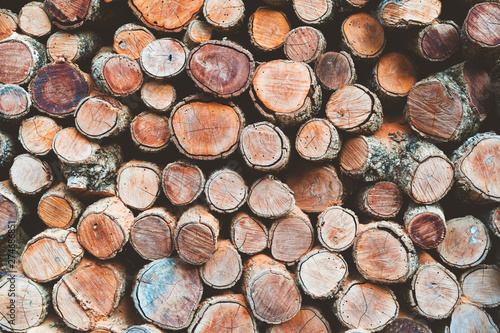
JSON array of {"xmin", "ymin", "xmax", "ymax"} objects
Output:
[
  {"xmin": 452, "ymin": 132, "xmax": 500, "ymax": 203},
  {"xmin": 113, "ymin": 23, "xmax": 155, "ymax": 61},
  {"xmin": 129, "ymin": 0, "xmax": 204, "ymax": 33},
  {"xmin": 371, "ymin": 52, "xmax": 417, "ymax": 101},
  {"xmin": 285, "ymin": 164, "xmax": 344, "ymax": 213},
  {"xmin": 200, "ymin": 239, "xmax": 243, "ymax": 289},
  {"xmin": 125, "ymin": 324, "xmax": 163, "ymax": 333},
  {"xmin": 283, "ymin": 26, "xmax": 326, "ymax": 63},
  {"xmin": 132, "ymin": 257, "xmax": 203, "ymax": 330},
  {"xmin": 247, "ymin": 175, "xmax": 295, "ymax": 219},
  {"xmin": 0, "ymin": 9, "xmax": 17, "ymax": 41},
  {"xmin": 449, "ymin": 302, "xmax": 499, "ymax": 333},
  {"xmin": 409, "ymin": 20, "xmax": 460, "ymax": 62},
  {"xmin": 187, "ymin": 40, "xmax": 254, "ymax": 98},
  {"xmin": 18, "ymin": 116, "xmax": 61, "ymax": 156},
  {"xmin": 116, "ymin": 160, "xmax": 161, "ymax": 210},
  {"xmin": 377, "ymin": 0, "xmax": 441, "ymax": 29},
  {"xmin": 18, "ymin": 2, "xmax": 52, "ymax": 38},
  {"xmin": 21, "ymin": 228, "xmax": 84, "ymax": 283},
  {"xmin": 38, "ymin": 183, "xmax": 84, "ymax": 229},
  {"xmin": 267, "ymin": 306, "xmax": 332, "ymax": 333},
  {"xmin": 239, "ymin": 121, "xmax": 290, "ymax": 172},
  {"xmin": 0, "ymin": 181, "xmax": 25, "ymax": 238},
  {"xmin": 0, "ymin": 131, "xmax": 15, "ymax": 168},
  {"xmin": 169, "ymin": 95, "xmax": 244, "ymax": 160},
  {"xmin": 436, "ymin": 215, "xmax": 490, "ymax": 268},
  {"xmin": 130, "ymin": 207, "xmax": 177, "ymax": 261},
  {"xmin": 10, "ymin": 153, "xmax": 53, "ymax": 195},
  {"xmin": 45, "ymin": 0, "xmax": 101, "ymax": 29},
  {"xmin": 0, "ymin": 84, "xmax": 31, "ymax": 122},
  {"xmin": 47, "ymin": 31, "xmax": 102, "ymax": 63},
  {"xmin": 183, "ymin": 20, "xmax": 213, "ymax": 49},
  {"xmin": 161, "ymin": 161, "xmax": 205, "ymax": 206},
  {"xmin": 338, "ymin": 0, "xmax": 370, "ymax": 13},
  {"xmin": 460, "ymin": 265, "xmax": 500, "ymax": 308},
  {"xmin": 0, "ymin": 225, "xmax": 29, "ymax": 276},
  {"xmin": 325, "ymin": 84, "xmax": 383, "ymax": 134},
  {"xmin": 292, "ymin": 0, "xmax": 334, "ymax": 25},
  {"xmin": 353, "ymin": 221, "xmax": 418, "ymax": 284},
  {"xmin": 296, "ymin": 248, "xmax": 348, "ymax": 299},
  {"xmin": 174, "ymin": 205, "xmax": 220, "ymax": 265},
  {"xmin": 482, "ymin": 205, "xmax": 500, "ymax": 238},
  {"xmin": 341, "ymin": 13, "xmax": 385, "ymax": 60},
  {"xmin": 130, "ymin": 112, "xmax": 170, "ymax": 153},
  {"xmin": 403, "ymin": 203, "xmax": 446, "ymax": 249},
  {"xmin": 140, "ymin": 37, "xmax": 188, "ymax": 79},
  {"xmin": 140, "ymin": 80, "xmax": 176, "ymax": 113},
  {"xmin": 269, "ymin": 206, "xmax": 314, "ymax": 264},
  {"xmin": 314, "ymin": 51, "xmax": 356, "ymax": 91},
  {"xmin": 203, "ymin": 0, "xmax": 245, "ymax": 31},
  {"xmin": 295, "ymin": 118, "xmax": 341, "ymax": 161},
  {"xmin": 248, "ymin": 7, "xmax": 290, "ymax": 52},
  {"xmin": 29, "ymin": 62, "xmax": 91, "ymax": 118},
  {"xmin": 242, "ymin": 254, "xmax": 301, "ymax": 324},
  {"xmin": 356, "ymin": 181, "xmax": 403, "ymax": 219},
  {"xmin": 26, "ymin": 312, "xmax": 73, "ymax": 333},
  {"xmin": 230, "ymin": 212, "xmax": 268, "ymax": 255},
  {"xmin": 380, "ymin": 315, "xmax": 431, "ymax": 333},
  {"xmin": 250, "ymin": 60, "xmax": 321, "ymax": 126},
  {"xmin": 205, "ymin": 168, "xmax": 248, "ymax": 214},
  {"xmin": 91, "ymin": 297, "xmax": 141, "ymax": 333},
  {"xmin": 76, "ymin": 197, "xmax": 134, "ymax": 259},
  {"xmin": 0, "ymin": 33, "xmax": 46, "ymax": 85},
  {"xmin": 317, "ymin": 206, "xmax": 359, "ymax": 252}
]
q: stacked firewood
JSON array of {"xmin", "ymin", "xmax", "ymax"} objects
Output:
[{"xmin": 0, "ymin": 0, "xmax": 500, "ymax": 332}]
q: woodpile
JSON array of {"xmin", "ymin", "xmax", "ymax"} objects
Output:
[{"xmin": 1, "ymin": 0, "xmax": 500, "ymax": 332}]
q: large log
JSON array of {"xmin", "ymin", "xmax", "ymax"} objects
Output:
[
  {"xmin": 341, "ymin": 13, "xmax": 385, "ymax": 60},
  {"xmin": 45, "ymin": 0, "xmax": 101, "ymax": 30},
  {"xmin": 203, "ymin": 0, "xmax": 245, "ymax": 32},
  {"xmin": 38, "ymin": 183, "xmax": 84, "ymax": 229},
  {"xmin": 409, "ymin": 20, "xmax": 460, "ymax": 62},
  {"xmin": 449, "ymin": 302, "xmax": 499, "ymax": 333},
  {"xmin": 283, "ymin": 26, "xmax": 326, "ymax": 63},
  {"xmin": 140, "ymin": 80, "xmax": 176, "ymax": 113},
  {"xmin": 371, "ymin": 52, "xmax": 417, "ymax": 102},
  {"xmin": 0, "ymin": 9, "xmax": 17, "ymax": 41},
  {"xmin": 460, "ymin": 265, "xmax": 500, "ymax": 308},
  {"xmin": 377, "ymin": 0, "xmax": 441, "ymax": 29},
  {"xmin": 292, "ymin": 0, "xmax": 334, "ymax": 25}
]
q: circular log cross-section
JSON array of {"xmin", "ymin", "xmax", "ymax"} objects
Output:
[
  {"xmin": 0, "ymin": 84, "xmax": 30, "ymax": 121},
  {"xmin": 357, "ymin": 181, "xmax": 403, "ymax": 219},
  {"xmin": 404, "ymin": 204, "xmax": 447, "ymax": 249},
  {"xmin": 0, "ymin": 9, "xmax": 17, "ymax": 41},
  {"xmin": 449, "ymin": 303, "xmax": 499, "ymax": 333},
  {"xmin": 247, "ymin": 175, "xmax": 295, "ymax": 219},
  {"xmin": 183, "ymin": 20, "xmax": 213, "ymax": 49},
  {"xmin": 317, "ymin": 206, "xmax": 358, "ymax": 252},
  {"xmin": 130, "ymin": 112, "xmax": 170, "ymax": 153},
  {"xmin": 133, "ymin": 257, "xmax": 203, "ymax": 330},
  {"xmin": 162, "ymin": 161, "xmax": 205, "ymax": 206},
  {"xmin": 113, "ymin": 23, "xmax": 155, "ymax": 61},
  {"xmin": 373, "ymin": 52, "xmax": 417, "ymax": 99},
  {"xmin": 125, "ymin": 324, "xmax": 164, "ymax": 333},
  {"xmin": 187, "ymin": 41, "xmax": 254, "ymax": 98},
  {"xmin": 268, "ymin": 307, "xmax": 332, "ymax": 333},
  {"xmin": 117, "ymin": 161, "xmax": 161, "ymax": 211},
  {"xmin": 19, "ymin": 116, "xmax": 61, "ymax": 156},
  {"xmin": 314, "ymin": 51, "xmax": 356, "ymax": 91},
  {"xmin": 10, "ymin": 153, "xmax": 53, "ymax": 195},
  {"xmin": 52, "ymin": 127, "xmax": 97, "ymax": 164},
  {"xmin": 413, "ymin": 20, "xmax": 460, "ymax": 62},
  {"xmin": 296, "ymin": 118, "xmax": 341, "ymax": 161},
  {"xmin": 284, "ymin": 26, "xmax": 326, "ymax": 63},
  {"xmin": 203, "ymin": 0, "xmax": 245, "ymax": 31},
  {"xmin": 47, "ymin": 31, "xmax": 102, "ymax": 63},
  {"xmin": 45, "ymin": 0, "xmax": 99, "ymax": 29},
  {"xmin": 140, "ymin": 81, "xmax": 176, "ymax": 113},
  {"xmin": 92, "ymin": 52, "xmax": 143, "ymax": 97},
  {"xmin": 292, "ymin": 0, "xmax": 333, "ymax": 26},
  {"xmin": 205, "ymin": 169, "xmax": 247, "ymax": 214},
  {"xmin": 140, "ymin": 38, "xmax": 188, "ymax": 79},
  {"xmin": 230, "ymin": 212, "xmax": 268, "ymax": 255},
  {"xmin": 342, "ymin": 13, "xmax": 385, "ymax": 60},
  {"xmin": 38, "ymin": 183, "xmax": 83, "ymax": 229},
  {"xmin": 18, "ymin": 2, "xmax": 52, "ymax": 38},
  {"xmin": 377, "ymin": 0, "xmax": 441, "ymax": 29},
  {"xmin": 200, "ymin": 240, "xmax": 243, "ymax": 289},
  {"xmin": 249, "ymin": 7, "xmax": 290, "ymax": 52},
  {"xmin": 461, "ymin": 265, "xmax": 500, "ymax": 308}
]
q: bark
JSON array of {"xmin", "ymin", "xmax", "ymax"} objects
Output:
[
  {"xmin": 116, "ymin": 160, "xmax": 161, "ymax": 211},
  {"xmin": 0, "ymin": 84, "xmax": 30, "ymax": 122},
  {"xmin": 161, "ymin": 160, "xmax": 205, "ymax": 206},
  {"xmin": 37, "ymin": 183, "xmax": 84, "ymax": 229},
  {"xmin": 47, "ymin": 30, "xmax": 102, "ymax": 63},
  {"xmin": 124, "ymin": 324, "xmax": 164, "ymax": 333},
  {"xmin": 377, "ymin": 0, "xmax": 441, "ymax": 29},
  {"xmin": 204, "ymin": 168, "xmax": 248, "ymax": 214},
  {"xmin": 247, "ymin": 174, "xmax": 295, "ymax": 219},
  {"xmin": 380, "ymin": 315, "xmax": 432, "ymax": 333},
  {"xmin": 0, "ymin": 181, "xmax": 26, "ymax": 238},
  {"xmin": 295, "ymin": 118, "xmax": 341, "ymax": 161},
  {"xmin": 203, "ymin": 0, "xmax": 245, "ymax": 32},
  {"xmin": 460, "ymin": 265, "xmax": 500, "ymax": 308},
  {"xmin": 183, "ymin": 20, "xmax": 213, "ymax": 49},
  {"xmin": 199, "ymin": 239, "xmax": 243, "ymax": 289},
  {"xmin": 357, "ymin": 181, "xmax": 403, "ymax": 219},
  {"xmin": 18, "ymin": 116, "xmax": 61, "ymax": 156},
  {"xmin": 18, "ymin": 2, "xmax": 51, "ymax": 38},
  {"xmin": 317, "ymin": 206, "xmax": 359, "ymax": 252},
  {"xmin": 130, "ymin": 112, "xmax": 170, "ymax": 153},
  {"xmin": 230, "ymin": 212, "xmax": 268, "ymax": 255},
  {"xmin": 314, "ymin": 51, "xmax": 356, "ymax": 91},
  {"xmin": 481, "ymin": 205, "xmax": 500, "ymax": 238},
  {"xmin": 283, "ymin": 26, "xmax": 326, "ymax": 63},
  {"xmin": 113, "ymin": 23, "xmax": 154, "ymax": 61},
  {"xmin": 267, "ymin": 306, "xmax": 332, "ymax": 333},
  {"xmin": 248, "ymin": 7, "xmax": 290, "ymax": 51},
  {"xmin": 140, "ymin": 80, "xmax": 176, "ymax": 113},
  {"xmin": 341, "ymin": 13, "xmax": 385, "ymax": 60},
  {"xmin": 292, "ymin": 0, "xmax": 334, "ymax": 25},
  {"xmin": 45, "ymin": 0, "xmax": 101, "ymax": 29},
  {"xmin": 26, "ymin": 312, "xmax": 73, "ymax": 333},
  {"xmin": 403, "ymin": 203, "xmax": 446, "ymax": 249},
  {"xmin": 140, "ymin": 37, "xmax": 188, "ymax": 79},
  {"xmin": 10, "ymin": 153, "xmax": 53, "ymax": 195},
  {"xmin": 409, "ymin": 20, "xmax": 460, "ymax": 62},
  {"xmin": 0, "ymin": 9, "xmax": 17, "ymax": 41},
  {"xmin": 0, "ymin": 131, "xmax": 14, "ymax": 168}
]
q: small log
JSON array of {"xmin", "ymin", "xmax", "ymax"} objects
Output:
[
  {"xmin": 0, "ymin": 9, "xmax": 17, "ymax": 41},
  {"xmin": 239, "ymin": 121, "xmax": 290, "ymax": 172},
  {"xmin": 200, "ymin": 239, "xmax": 243, "ymax": 289},
  {"xmin": 449, "ymin": 302, "xmax": 499, "ymax": 333},
  {"xmin": 326, "ymin": 84, "xmax": 383, "ymax": 134},
  {"xmin": 187, "ymin": 40, "xmax": 254, "ymax": 98},
  {"xmin": 461, "ymin": 265, "xmax": 500, "ymax": 308},
  {"xmin": 161, "ymin": 161, "xmax": 205, "ymax": 206},
  {"xmin": 436, "ymin": 215, "xmax": 490, "ymax": 268},
  {"xmin": 205, "ymin": 168, "xmax": 248, "ymax": 214},
  {"xmin": 317, "ymin": 206, "xmax": 359, "ymax": 252},
  {"xmin": 113, "ymin": 23, "xmax": 155, "ymax": 61},
  {"xmin": 183, "ymin": 20, "xmax": 212, "ymax": 49},
  {"xmin": 341, "ymin": 13, "xmax": 385, "ymax": 60},
  {"xmin": 338, "ymin": 0, "xmax": 370, "ymax": 13},
  {"xmin": 174, "ymin": 205, "xmax": 220, "ymax": 265},
  {"xmin": 292, "ymin": 0, "xmax": 334, "ymax": 25},
  {"xmin": 371, "ymin": 52, "xmax": 417, "ymax": 101},
  {"xmin": 10, "ymin": 153, "xmax": 53, "ymax": 195},
  {"xmin": 269, "ymin": 207, "xmax": 314, "ymax": 265},
  {"xmin": 130, "ymin": 112, "xmax": 170, "ymax": 153},
  {"xmin": 0, "ymin": 275, "xmax": 50, "ymax": 332},
  {"xmin": 283, "ymin": 26, "xmax": 326, "ymax": 63},
  {"xmin": 377, "ymin": 0, "xmax": 441, "ymax": 29},
  {"xmin": 189, "ymin": 294, "xmax": 258, "ymax": 333},
  {"xmin": 357, "ymin": 181, "xmax": 403, "ymax": 219},
  {"xmin": 0, "ymin": 84, "xmax": 31, "ymax": 121},
  {"xmin": 247, "ymin": 175, "xmax": 295, "ymax": 219},
  {"xmin": 410, "ymin": 20, "xmax": 460, "ymax": 62},
  {"xmin": 295, "ymin": 118, "xmax": 341, "ymax": 161},
  {"xmin": 92, "ymin": 51, "xmax": 143, "ymax": 97},
  {"xmin": 242, "ymin": 254, "xmax": 301, "ymax": 324},
  {"xmin": 45, "ymin": 0, "xmax": 101, "ymax": 29},
  {"xmin": 380, "ymin": 315, "xmax": 431, "ymax": 333},
  {"xmin": 77, "ymin": 197, "xmax": 134, "ymax": 259},
  {"xmin": 38, "ymin": 183, "xmax": 84, "ymax": 229},
  {"xmin": 116, "ymin": 160, "xmax": 161, "ymax": 211},
  {"xmin": 129, "ymin": 0, "xmax": 204, "ymax": 33},
  {"xmin": 52, "ymin": 260, "xmax": 126, "ymax": 331},
  {"xmin": 403, "ymin": 203, "xmax": 446, "ymax": 249},
  {"xmin": 91, "ymin": 297, "xmax": 141, "ymax": 333},
  {"xmin": 0, "ymin": 131, "xmax": 15, "ymax": 168},
  {"xmin": 203, "ymin": 0, "xmax": 245, "ymax": 31},
  {"xmin": 47, "ymin": 31, "xmax": 102, "ymax": 63},
  {"xmin": 335, "ymin": 279, "xmax": 399, "ymax": 331},
  {"xmin": 30, "ymin": 62, "xmax": 91, "ymax": 118},
  {"xmin": 250, "ymin": 60, "xmax": 321, "ymax": 126},
  {"xmin": 19, "ymin": 116, "xmax": 61, "ymax": 156},
  {"xmin": 140, "ymin": 38, "xmax": 188, "ymax": 79},
  {"xmin": 482, "ymin": 206, "xmax": 500, "ymax": 238},
  {"xmin": 26, "ymin": 312, "xmax": 73, "ymax": 333},
  {"xmin": 314, "ymin": 51, "xmax": 356, "ymax": 91},
  {"xmin": 452, "ymin": 132, "xmax": 500, "ymax": 203},
  {"xmin": 353, "ymin": 221, "xmax": 418, "ymax": 284},
  {"xmin": 18, "ymin": 2, "xmax": 52, "ymax": 38},
  {"xmin": 267, "ymin": 306, "xmax": 332, "ymax": 333},
  {"xmin": 125, "ymin": 324, "xmax": 163, "ymax": 333},
  {"xmin": 0, "ymin": 226, "xmax": 29, "ymax": 275},
  {"xmin": 297, "ymin": 248, "xmax": 348, "ymax": 299},
  {"xmin": 0, "ymin": 181, "xmax": 25, "ymax": 237},
  {"xmin": 230, "ymin": 212, "xmax": 268, "ymax": 255},
  {"xmin": 285, "ymin": 164, "xmax": 344, "ymax": 213},
  {"xmin": 248, "ymin": 7, "xmax": 290, "ymax": 52},
  {"xmin": 169, "ymin": 95, "xmax": 244, "ymax": 160},
  {"xmin": 140, "ymin": 80, "xmax": 176, "ymax": 113},
  {"xmin": 0, "ymin": 33, "xmax": 46, "ymax": 85},
  {"xmin": 133, "ymin": 257, "xmax": 203, "ymax": 330},
  {"xmin": 130, "ymin": 207, "xmax": 177, "ymax": 261}
]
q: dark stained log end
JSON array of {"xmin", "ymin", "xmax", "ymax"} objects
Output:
[
  {"xmin": 420, "ymin": 21, "xmax": 460, "ymax": 61},
  {"xmin": 407, "ymin": 212, "xmax": 446, "ymax": 249},
  {"xmin": 314, "ymin": 51, "xmax": 356, "ymax": 91}
]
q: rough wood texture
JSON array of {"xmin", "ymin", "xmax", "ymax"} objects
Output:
[
  {"xmin": 483, "ymin": 205, "xmax": 500, "ymax": 238},
  {"xmin": 410, "ymin": 20, "xmax": 460, "ymax": 62},
  {"xmin": 174, "ymin": 205, "xmax": 220, "ymax": 265},
  {"xmin": 0, "ymin": 84, "xmax": 31, "ymax": 122},
  {"xmin": 0, "ymin": 181, "xmax": 25, "ymax": 237},
  {"xmin": 247, "ymin": 175, "xmax": 295, "ymax": 219},
  {"xmin": 284, "ymin": 26, "xmax": 326, "ymax": 63},
  {"xmin": 403, "ymin": 203, "xmax": 446, "ymax": 249},
  {"xmin": 130, "ymin": 207, "xmax": 177, "ymax": 261},
  {"xmin": 140, "ymin": 80, "xmax": 176, "ymax": 113},
  {"xmin": 19, "ymin": 116, "xmax": 60, "ymax": 156},
  {"xmin": 267, "ymin": 306, "xmax": 332, "ymax": 333},
  {"xmin": 380, "ymin": 316, "xmax": 431, "ymax": 333},
  {"xmin": 10, "ymin": 153, "xmax": 53, "ymax": 195},
  {"xmin": 242, "ymin": 254, "xmax": 301, "ymax": 324},
  {"xmin": 116, "ymin": 160, "xmax": 161, "ymax": 211},
  {"xmin": 295, "ymin": 118, "xmax": 341, "ymax": 161},
  {"xmin": 314, "ymin": 51, "xmax": 356, "ymax": 91},
  {"xmin": 317, "ymin": 206, "xmax": 358, "ymax": 252},
  {"xmin": 357, "ymin": 181, "xmax": 403, "ymax": 219},
  {"xmin": 341, "ymin": 13, "xmax": 385, "ymax": 60},
  {"xmin": 133, "ymin": 257, "xmax": 203, "ymax": 330},
  {"xmin": 161, "ymin": 161, "xmax": 205, "ymax": 206},
  {"xmin": 230, "ymin": 212, "xmax": 268, "ymax": 255},
  {"xmin": 18, "ymin": 2, "xmax": 51, "ymax": 38},
  {"xmin": 0, "ymin": 131, "xmax": 14, "ymax": 168},
  {"xmin": 130, "ymin": 112, "xmax": 170, "ymax": 153},
  {"xmin": 461, "ymin": 265, "xmax": 500, "ymax": 308},
  {"xmin": 239, "ymin": 121, "xmax": 290, "ymax": 172},
  {"xmin": 113, "ymin": 23, "xmax": 154, "ymax": 61},
  {"xmin": 76, "ymin": 197, "xmax": 134, "ymax": 259},
  {"xmin": 140, "ymin": 38, "xmax": 188, "ymax": 79},
  {"xmin": 203, "ymin": 0, "xmax": 245, "ymax": 31},
  {"xmin": 26, "ymin": 312, "xmax": 73, "ymax": 333},
  {"xmin": 205, "ymin": 168, "xmax": 247, "ymax": 214},
  {"xmin": 38, "ymin": 183, "xmax": 84, "ymax": 229},
  {"xmin": 125, "ymin": 324, "xmax": 164, "ymax": 333},
  {"xmin": 47, "ymin": 31, "xmax": 102, "ymax": 63},
  {"xmin": 183, "ymin": 20, "xmax": 213, "ymax": 49},
  {"xmin": 0, "ymin": 9, "xmax": 17, "ymax": 41},
  {"xmin": 45, "ymin": 0, "xmax": 101, "ymax": 29},
  {"xmin": 371, "ymin": 52, "xmax": 417, "ymax": 101},
  {"xmin": 449, "ymin": 302, "xmax": 499, "ymax": 333},
  {"xmin": 200, "ymin": 239, "xmax": 243, "ymax": 289},
  {"xmin": 248, "ymin": 7, "xmax": 290, "ymax": 51},
  {"xmin": 377, "ymin": 0, "xmax": 441, "ymax": 29},
  {"xmin": 292, "ymin": 0, "xmax": 333, "ymax": 25}
]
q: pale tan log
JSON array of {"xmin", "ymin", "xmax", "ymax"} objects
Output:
[
  {"xmin": 292, "ymin": 0, "xmax": 334, "ymax": 25},
  {"xmin": 183, "ymin": 20, "xmax": 213, "ymax": 49},
  {"xmin": 10, "ymin": 153, "xmax": 53, "ymax": 195},
  {"xmin": 203, "ymin": 0, "xmax": 245, "ymax": 31},
  {"xmin": 284, "ymin": 26, "xmax": 326, "ymax": 63},
  {"xmin": 317, "ymin": 206, "xmax": 359, "ymax": 252},
  {"xmin": 18, "ymin": 2, "xmax": 51, "ymax": 38},
  {"xmin": 140, "ymin": 80, "xmax": 176, "ymax": 113},
  {"xmin": 377, "ymin": 0, "xmax": 441, "ymax": 29},
  {"xmin": 295, "ymin": 118, "xmax": 341, "ymax": 161},
  {"xmin": 357, "ymin": 181, "xmax": 403, "ymax": 219},
  {"xmin": 404, "ymin": 203, "xmax": 446, "ymax": 249},
  {"xmin": 247, "ymin": 175, "xmax": 295, "ymax": 219},
  {"xmin": 116, "ymin": 160, "xmax": 161, "ymax": 211},
  {"xmin": 77, "ymin": 197, "xmax": 134, "ymax": 260},
  {"xmin": 0, "ymin": 181, "xmax": 26, "ymax": 238},
  {"xmin": 267, "ymin": 306, "xmax": 332, "ymax": 333},
  {"xmin": 315, "ymin": 51, "xmax": 356, "ymax": 91},
  {"xmin": 230, "ymin": 212, "xmax": 268, "ymax": 255},
  {"xmin": 38, "ymin": 183, "xmax": 84, "ymax": 229},
  {"xmin": 0, "ymin": 131, "xmax": 15, "ymax": 168},
  {"xmin": 130, "ymin": 112, "xmax": 170, "ymax": 153},
  {"xmin": 19, "ymin": 116, "xmax": 61, "ymax": 156},
  {"xmin": 341, "ymin": 13, "xmax": 385, "ymax": 60},
  {"xmin": 113, "ymin": 23, "xmax": 155, "ymax": 61},
  {"xmin": 140, "ymin": 38, "xmax": 188, "ymax": 79},
  {"xmin": 200, "ymin": 239, "xmax": 243, "ymax": 289},
  {"xmin": 0, "ymin": 9, "xmax": 17, "ymax": 41},
  {"xmin": 161, "ymin": 160, "xmax": 205, "ymax": 206},
  {"xmin": 0, "ymin": 83, "xmax": 31, "ymax": 121},
  {"xmin": 460, "ymin": 265, "xmax": 500, "ymax": 308},
  {"xmin": 449, "ymin": 302, "xmax": 499, "ymax": 333},
  {"xmin": 205, "ymin": 168, "xmax": 248, "ymax": 214},
  {"xmin": 248, "ymin": 7, "xmax": 290, "ymax": 51}
]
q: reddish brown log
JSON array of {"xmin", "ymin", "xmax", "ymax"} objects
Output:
[
  {"xmin": 113, "ymin": 23, "xmax": 155, "ymax": 61},
  {"xmin": 410, "ymin": 20, "xmax": 460, "ymax": 62},
  {"xmin": 0, "ymin": 84, "xmax": 31, "ymax": 122},
  {"xmin": 341, "ymin": 13, "xmax": 385, "ymax": 60},
  {"xmin": 403, "ymin": 203, "xmax": 446, "ymax": 249},
  {"xmin": 200, "ymin": 239, "xmax": 243, "ymax": 289},
  {"xmin": 130, "ymin": 112, "xmax": 170, "ymax": 153},
  {"xmin": 18, "ymin": 2, "xmax": 52, "ymax": 38},
  {"xmin": 161, "ymin": 161, "xmax": 205, "ymax": 206},
  {"xmin": 461, "ymin": 265, "xmax": 500, "ymax": 308},
  {"xmin": 371, "ymin": 52, "xmax": 417, "ymax": 100},
  {"xmin": 283, "ymin": 26, "xmax": 326, "ymax": 63},
  {"xmin": 314, "ymin": 51, "xmax": 356, "ymax": 91},
  {"xmin": 38, "ymin": 183, "xmax": 84, "ymax": 229},
  {"xmin": 0, "ymin": 9, "xmax": 17, "ymax": 41},
  {"xmin": 183, "ymin": 20, "xmax": 213, "ymax": 49},
  {"xmin": 0, "ymin": 181, "xmax": 25, "ymax": 237},
  {"xmin": 292, "ymin": 0, "xmax": 334, "ymax": 25},
  {"xmin": 295, "ymin": 118, "xmax": 341, "ymax": 161},
  {"xmin": 230, "ymin": 212, "xmax": 268, "ymax": 255},
  {"xmin": 203, "ymin": 0, "xmax": 245, "ymax": 31},
  {"xmin": 317, "ymin": 206, "xmax": 359, "ymax": 252},
  {"xmin": 140, "ymin": 81, "xmax": 176, "ymax": 113},
  {"xmin": 357, "ymin": 181, "xmax": 403, "ymax": 219},
  {"xmin": 205, "ymin": 169, "xmax": 248, "ymax": 214},
  {"xmin": 267, "ymin": 306, "xmax": 332, "ymax": 333},
  {"xmin": 377, "ymin": 0, "xmax": 441, "ymax": 29},
  {"xmin": 116, "ymin": 160, "xmax": 161, "ymax": 211},
  {"xmin": 248, "ymin": 7, "xmax": 290, "ymax": 52},
  {"xmin": 19, "ymin": 116, "xmax": 61, "ymax": 156},
  {"xmin": 247, "ymin": 175, "xmax": 295, "ymax": 219},
  {"xmin": 45, "ymin": 0, "xmax": 101, "ymax": 30},
  {"xmin": 10, "ymin": 153, "xmax": 53, "ymax": 195},
  {"xmin": 140, "ymin": 38, "xmax": 188, "ymax": 79}
]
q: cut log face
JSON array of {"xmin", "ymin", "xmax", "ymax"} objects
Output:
[
  {"xmin": 249, "ymin": 7, "xmax": 290, "ymax": 51},
  {"xmin": 125, "ymin": 324, "xmax": 164, "ymax": 333},
  {"xmin": 357, "ymin": 181, "xmax": 403, "ymax": 219},
  {"xmin": 292, "ymin": 0, "xmax": 333, "ymax": 25},
  {"xmin": 295, "ymin": 118, "xmax": 341, "ymax": 161},
  {"xmin": 161, "ymin": 161, "xmax": 205, "ymax": 206},
  {"xmin": 117, "ymin": 161, "xmax": 161, "ymax": 211},
  {"xmin": 247, "ymin": 175, "xmax": 295, "ymax": 219},
  {"xmin": 268, "ymin": 306, "xmax": 332, "ymax": 333},
  {"xmin": 200, "ymin": 239, "xmax": 242, "ymax": 289},
  {"xmin": 414, "ymin": 20, "xmax": 460, "ymax": 61},
  {"xmin": 205, "ymin": 169, "xmax": 248, "ymax": 214},
  {"xmin": 45, "ymin": 0, "xmax": 99, "ymax": 29},
  {"xmin": 52, "ymin": 127, "xmax": 97, "ymax": 164},
  {"xmin": 184, "ymin": 20, "xmax": 213, "ymax": 48},
  {"xmin": 140, "ymin": 81, "xmax": 176, "ymax": 113},
  {"xmin": 10, "ymin": 153, "xmax": 53, "ymax": 195},
  {"xmin": 133, "ymin": 257, "xmax": 203, "ymax": 330},
  {"xmin": 0, "ymin": 181, "xmax": 25, "ymax": 237},
  {"xmin": 231, "ymin": 212, "xmax": 268, "ymax": 255},
  {"xmin": 314, "ymin": 51, "xmax": 356, "ymax": 91},
  {"xmin": 284, "ymin": 26, "xmax": 326, "ymax": 63},
  {"xmin": 113, "ymin": 23, "xmax": 155, "ymax": 61},
  {"xmin": 140, "ymin": 38, "xmax": 188, "ymax": 79},
  {"xmin": 38, "ymin": 183, "xmax": 84, "ymax": 229},
  {"xmin": 342, "ymin": 13, "xmax": 385, "ymax": 59},
  {"xmin": 203, "ymin": 0, "xmax": 245, "ymax": 31},
  {"xmin": 449, "ymin": 303, "xmax": 499, "ymax": 333},
  {"xmin": 0, "ymin": 9, "xmax": 17, "ymax": 41},
  {"xmin": 378, "ymin": 0, "xmax": 441, "ymax": 29},
  {"xmin": 297, "ymin": 248, "xmax": 348, "ymax": 300},
  {"xmin": 380, "ymin": 318, "xmax": 431, "ymax": 333},
  {"xmin": 317, "ymin": 206, "xmax": 358, "ymax": 252},
  {"xmin": 0, "ymin": 84, "xmax": 31, "ymax": 121},
  {"xmin": 130, "ymin": 112, "xmax": 170, "ymax": 153},
  {"xmin": 19, "ymin": 116, "xmax": 61, "ymax": 156},
  {"xmin": 187, "ymin": 40, "xmax": 254, "ymax": 98},
  {"xmin": 373, "ymin": 52, "xmax": 417, "ymax": 98},
  {"xmin": 93, "ymin": 52, "xmax": 143, "ymax": 97},
  {"xmin": 18, "ymin": 2, "xmax": 51, "ymax": 38},
  {"xmin": 461, "ymin": 265, "xmax": 500, "ymax": 308},
  {"xmin": 404, "ymin": 203, "xmax": 446, "ymax": 249},
  {"xmin": 484, "ymin": 206, "xmax": 500, "ymax": 238},
  {"xmin": 47, "ymin": 31, "xmax": 102, "ymax": 63}
]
